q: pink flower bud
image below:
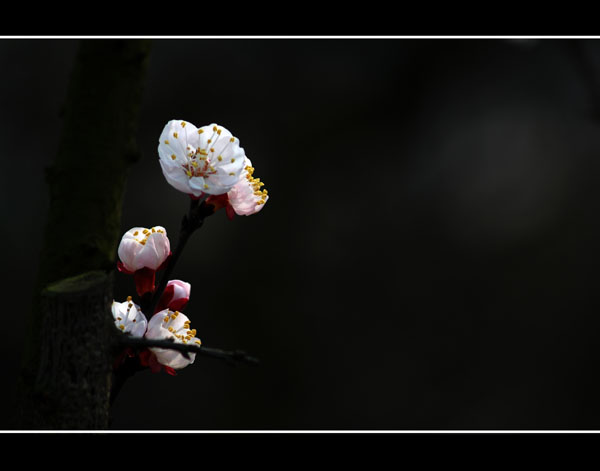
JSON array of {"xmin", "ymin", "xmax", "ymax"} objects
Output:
[{"xmin": 154, "ymin": 280, "xmax": 191, "ymax": 314}]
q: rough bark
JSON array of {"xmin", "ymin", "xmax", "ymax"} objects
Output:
[
  {"xmin": 32, "ymin": 271, "xmax": 115, "ymax": 429},
  {"xmin": 15, "ymin": 39, "xmax": 151, "ymax": 429}
]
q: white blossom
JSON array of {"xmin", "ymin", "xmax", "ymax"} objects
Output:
[
  {"xmin": 158, "ymin": 120, "xmax": 246, "ymax": 196},
  {"xmin": 145, "ymin": 309, "xmax": 201, "ymax": 370},
  {"xmin": 111, "ymin": 297, "xmax": 148, "ymax": 337}
]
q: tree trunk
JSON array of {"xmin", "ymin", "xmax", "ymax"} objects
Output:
[
  {"xmin": 15, "ymin": 39, "xmax": 151, "ymax": 429},
  {"xmin": 31, "ymin": 271, "xmax": 115, "ymax": 428}
]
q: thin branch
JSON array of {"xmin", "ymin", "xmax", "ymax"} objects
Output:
[
  {"xmin": 141, "ymin": 198, "xmax": 214, "ymax": 316},
  {"xmin": 117, "ymin": 334, "xmax": 260, "ymax": 366}
]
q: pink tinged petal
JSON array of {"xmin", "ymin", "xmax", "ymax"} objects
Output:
[
  {"xmin": 137, "ymin": 231, "xmax": 170, "ymax": 270},
  {"xmin": 168, "ymin": 280, "xmax": 191, "ymax": 311},
  {"xmin": 159, "ymin": 350, "xmax": 196, "ymax": 370},
  {"xmin": 169, "ymin": 280, "xmax": 191, "ymax": 299},
  {"xmin": 228, "ymin": 168, "xmax": 269, "ymax": 216},
  {"xmin": 117, "ymin": 237, "xmax": 143, "ymax": 273}
]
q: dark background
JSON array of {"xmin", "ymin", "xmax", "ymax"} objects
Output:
[{"xmin": 3, "ymin": 38, "xmax": 600, "ymax": 430}]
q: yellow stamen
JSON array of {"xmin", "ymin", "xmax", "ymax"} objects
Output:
[
  {"xmin": 164, "ymin": 140, "xmax": 169, "ymax": 145},
  {"xmin": 173, "ymin": 132, "xmax": 178, "ymax": 138},
  {"xmin": 181, "ymin": 121, "xmax": 186, "ymax": 127},
  {"xmin": 171, "ymin": 154, "xmax": 177, "ymax": 160}
]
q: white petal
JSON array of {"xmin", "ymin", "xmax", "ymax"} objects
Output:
[
  {"xmin": 112, "ymin": 300, "xmax": 148, "ymax": 337},
  {"xmin": 159, "ymin": 159, "xmax": 195, "ymax": 194},
  {"xmin": 158, "ymin": 120, "xmax": 200, "ymax": 161},
  {"xmin": 117, "ymin": 237, "xmax": 143, "ymax": 272},
  {"xmin": 136, "ymin": 230, "xmax": 170, "ymax": 270},
  {"xmin": 144, "ymin": 309, "xmax": 198, "ymax": 369}
]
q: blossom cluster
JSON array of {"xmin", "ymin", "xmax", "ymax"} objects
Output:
[
  {"xmin": 158, "ymin": 120, "xmax": 268, "ymax": 218},
  {"xmin": 111, "ymin": 121, "xmax": 268, "ymax": 375}
]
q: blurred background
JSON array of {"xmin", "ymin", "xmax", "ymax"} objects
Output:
[{"xmin": 2, "ymin": 38, "xmax": 600, "ymax": 430}]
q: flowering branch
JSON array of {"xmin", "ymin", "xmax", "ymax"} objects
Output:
[
  {"xmin": 109, "ymin": 120, "xmax": 269, "ymax": 407},
  {"xmin": 117, "ymin": 334, "xmax": 260, "ymax": 366}
]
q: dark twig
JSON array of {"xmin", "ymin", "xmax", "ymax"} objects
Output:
[
  {"xmin": 117, "ymin": 334, "xmax": 260, "ymax": 366},
  {"xmin": 141, "ymin": 198, "xmax": 214, "ymax": 315}
]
